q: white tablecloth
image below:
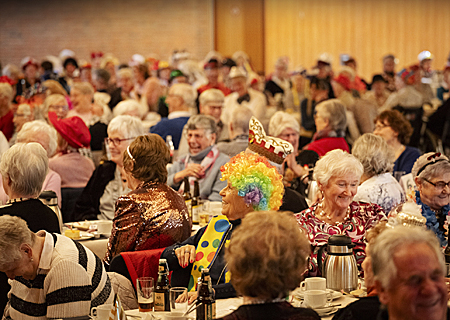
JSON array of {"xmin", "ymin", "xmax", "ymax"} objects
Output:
[
  {"xmin": 78, "ymin": 237, "xmax": 109, "ymax": 259},
  {"xmin": 124, "ymin": 294, "xmax": 357, "ymax": 319}
]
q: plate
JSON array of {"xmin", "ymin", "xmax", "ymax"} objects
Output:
[
  {"xmin": 72, "ymin": 221, "xmax": 93, "ymax": 231},
  {"xmin": 316, "ymin": 307, "xmax": 338, "ymax": 317},
  {"xmin": 77, "ymin": 232, "xmax": 95, "ymax": 240},
  {"xmin": 293, "ymin": 288, "xmax": 343, "ymax": 300}
]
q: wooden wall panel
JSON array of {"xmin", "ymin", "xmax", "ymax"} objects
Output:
[
  {"xmin": 264, "ymin": 0, "xmax": 450, "ymax": 80},
  {"xmin": 215, "ymin": 0, "xmax": 264, "ymax": 73}
]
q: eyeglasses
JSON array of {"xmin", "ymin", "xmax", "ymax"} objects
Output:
[
  {"xmin": 49, "ymin": 104, "xmax": 69, "ymax": 111},
  {"xmin": 105, "ymin": 137, "xmax": 135, "ymax": 147},
  {"xmin": 423, "ymin": 178, "xmax": 450, "ymax": 190},
  {"xmin": 374, "ymin": 123, "xmax": 391, "ymax": 131}
]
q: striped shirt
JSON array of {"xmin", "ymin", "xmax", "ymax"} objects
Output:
[{"xmin": 4, "ymin": 231, "xmax": 113, "ymax": 320}]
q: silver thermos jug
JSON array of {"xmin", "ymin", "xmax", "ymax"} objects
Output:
[
  {"xmin": 318, "ymin": 234, "xmax": 358, "ymax": 293},
  {"xmin": 39, "ymin": 190, "xmax": 63, "ymax": 234}
]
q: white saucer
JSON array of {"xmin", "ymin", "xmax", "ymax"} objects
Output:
[
  {"xmin": 316, "ymin": 306, "xmax": 338, "ymax": 316},
  {"xmin": 293, "ymin": 288, "xmax": 343, "ymax": 300}
]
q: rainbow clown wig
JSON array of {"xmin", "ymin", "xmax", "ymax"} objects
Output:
[{"xmin": 220, "ymin": 152, "xmax": 284, "ymax": 211}]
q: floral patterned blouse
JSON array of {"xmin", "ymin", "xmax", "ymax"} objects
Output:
[{"xmin": 294, "ymin": 201, "xmax": 387, "ymax": 277}]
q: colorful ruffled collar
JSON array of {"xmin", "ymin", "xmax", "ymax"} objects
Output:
[{"xmin": 415, "ymin": 190, "xmax": 450, "ymax": 247}]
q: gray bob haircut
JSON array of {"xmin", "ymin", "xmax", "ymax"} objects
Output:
[
  {"xmin": 108, "ymin": 115, "xmax": 145, "ymax": 139},
  {"xmin": 315, "ymin": 99, "xmax": 347, "ymax": 132},
  {"xmin": 268, "ymin": 111, "xmax": 300, "ymax": 137},
  {"xmin": 411, "ymin": 152, "xmax": 450, "ymax": 181},
  {"xmin": 0, "ymin": 143, "xmax": 49, "ymax": 197},
  {"xmin": 169, "ymin": 83, "xmax": 198, "ymax": 110},
  {"xmin": 313, "ymin": 149, "xmax": 363, "ymax": 186},
  {"xmin": 0, "ymin": 215, "xmax": 35, "ymax": 270},
  {"xmin": 371, "ymin": 225, "xmax": 444, "ymax": 290},
  {"xmin": 186, "ymin": 114, "xmax": 217, "ymax": 135},
  {"xmin": 352, "ymin": 133, "xmax": 394, "ymax": 177},
  {"xmin": 17, "ymin": 120, "xmax": 58, "ymax": 158},
  {"xmin": 199, "ymin": 88, "xmax": 225, "ymax": 107}
]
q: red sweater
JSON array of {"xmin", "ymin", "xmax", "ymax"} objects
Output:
[
  {"xmin": 0, "ymin": 109, "xmax": 14, "ymax": 141},
  {"xmin": 306, "ymin": 137, "xmax": 349, "ymax": 156}
]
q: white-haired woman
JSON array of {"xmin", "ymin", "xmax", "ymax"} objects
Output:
[
  {"xmin": 0, "ymin": 83, "xmax": 15, "ymax": 141},
  {"xmin": 0, "ymin": 143, "xmax": 60, "ymax": 232},
  {"xmin": 295, "ymin": 149, "xmax": 386, "ymax": 276},
  {"xmin": 0, "ymin": 143, "xmax": 62, "ymax": 315},
  {"xmin": 0, "ymin": 215, "xmax": 113, "ymax": 319},
  {"xmin": 352, "ymin": 133, "xmax": 405, "ymax": 213},
  {"xmin": 303, "ymin": 99, "xmax": 349, "ymax": 156},
  {"xmin": 74, "ymin": 115, "xmax": 145, "ymax": 221},
  {"xmin": 407, "ymin": 152, "xmax": 450, "ymax": 247},
  {"xmin": 113, "ymin": 99, "xmax": 146, "ymax": 119}
]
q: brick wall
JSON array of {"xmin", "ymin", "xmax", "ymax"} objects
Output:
[{"xmin": 0, "ymin": 0, "xmax": 213, "ymax": 68}]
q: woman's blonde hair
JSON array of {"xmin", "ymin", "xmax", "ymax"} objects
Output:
[{"xmin": 226, "ymin": 211, "xmax": 310, "ymax": 300}]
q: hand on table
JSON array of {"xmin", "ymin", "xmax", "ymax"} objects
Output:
[{"xmin": 175, "ymin": 245, "xmax": 196, "ymax": 268}]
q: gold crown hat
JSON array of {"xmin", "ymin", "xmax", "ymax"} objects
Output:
[{"xmin": 246, "ymin": 116, "xmax": 293, "ymax": 171}]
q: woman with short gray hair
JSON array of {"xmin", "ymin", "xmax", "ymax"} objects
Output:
[
  {"xmin": 0, "ymin": 142, "xmax": 60, "ymax": 232},
  {"xmin": 352, "ymin": 133, "xmax": 405, "ymax": 213},
  {"xmin": 0, "ymin": 143, "xmax": 58, "ymax": 315},
  {"xmin": 304, "ymin": 99, "xmax": 349, "ymax": 156},
  {"xmin": 168, "ymin": 114, "xmax": 229, "ymax": 202},
  {"xmin": 295, "ymin": 149, "xmax": 386, "ymax": 276},
  {"xmin": 74, "ymin": 115, "xmax": 145, "ymax": 221}
]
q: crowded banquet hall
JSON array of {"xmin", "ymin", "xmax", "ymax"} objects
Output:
[{"xmin": 1, "ymin": 0, "xmax": 450, "ymax": 319}]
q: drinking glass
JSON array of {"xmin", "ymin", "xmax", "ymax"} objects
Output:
[
  {"xmin": 169, "ymin": 287, "xmax": 188, "ymax": 314},
  {"xmin": 136, "ymin": 277, "xmax": 154, "ymax": 313}
]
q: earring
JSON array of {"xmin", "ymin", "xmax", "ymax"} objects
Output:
[{"xmin": 30, "ymin": 258, "xmax": 33, "ymax": 262}]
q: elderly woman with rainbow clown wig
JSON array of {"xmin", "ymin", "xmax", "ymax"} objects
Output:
[
  {"xmin": 295, "ymin": 149, "xmax": 387, "ymax": 277},
  {"xmin": 161, "ymin": 151, "xmax": 284, "ymax": 301}
]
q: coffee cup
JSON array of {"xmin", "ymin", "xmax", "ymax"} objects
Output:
[
  {"xmin": 90, "ymin": 304, "xmax": 113, "ymax": 320},
  {"xmin": 96, "ymin": 220, "xmax": 112, "ymax": 235},
  {"xmin": 300, "ymin": 277, "xmax": 326, "ymax": 291},
  {"xmin": 303, "ymin": 290, "xmax": 332, "ymax": 308}
]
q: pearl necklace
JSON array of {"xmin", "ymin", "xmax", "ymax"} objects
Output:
[{"xmin": 316, "ymin": 199, "xmax": 351, "ymax": 225}]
